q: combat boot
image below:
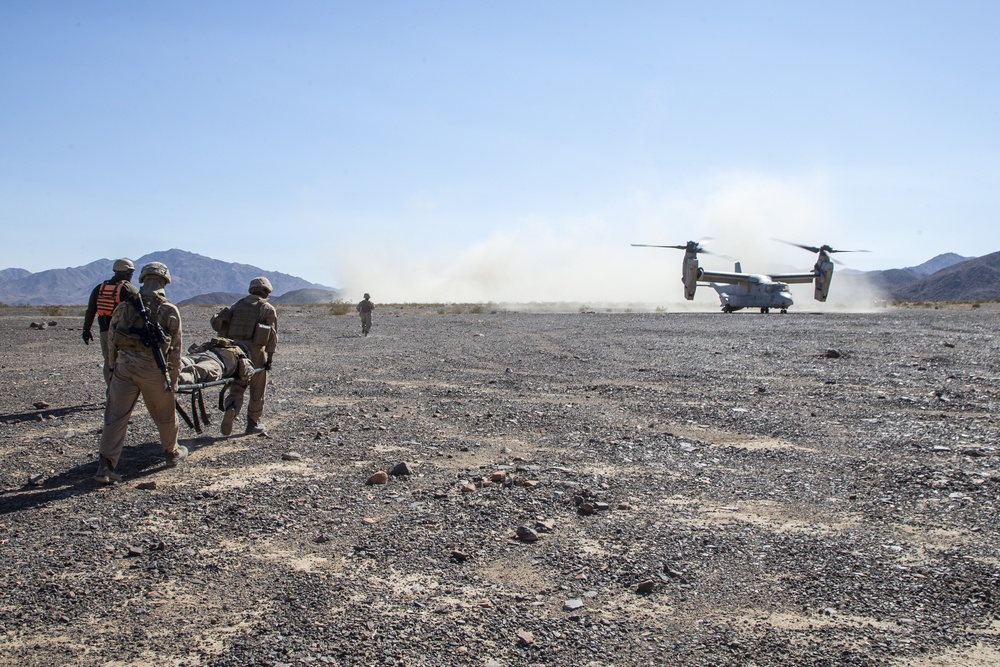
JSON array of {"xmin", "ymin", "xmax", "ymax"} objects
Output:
[
  {"xmin": 94, "ymin": 458, "xmax": 122, "ymax": 485},
  {"xmin": 245, "ymin": 419, "xmax": 265, "ymax": 434},
  {"xmin": 164, "ymin": 445, "xmax": 189, "ymax": 467},
  {"xmin": 221, "ymin": 407, "xmax": 237, "ymax": 436}
]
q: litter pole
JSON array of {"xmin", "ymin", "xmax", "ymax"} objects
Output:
[
  {"xmin": 196, "ymin": 389, "xmax": 210, "ymax": 426},
  {"xmin": 175, "ymin": 399, "xmax": 196, "ymax": 431}
]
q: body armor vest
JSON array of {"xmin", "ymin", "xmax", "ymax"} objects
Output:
[
  {"xmin": 115, "ymin": 292, "xmax": 172, "ymax": 353},
  {"xmin": 96, "ymin": 281, "xmax": 124, "ymax": 317},
  {"xmin": 228, "ymin": 298, "xmax": 264, "ymax": 341}
]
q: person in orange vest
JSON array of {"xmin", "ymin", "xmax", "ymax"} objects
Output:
[{"xmin": 82, "ymin": 258, "xmax": 140, "ymax": 384}]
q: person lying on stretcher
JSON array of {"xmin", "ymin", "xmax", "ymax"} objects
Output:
[{"xmin": 178, "ymin": 337, "xmax": 255, "ymax": 387}]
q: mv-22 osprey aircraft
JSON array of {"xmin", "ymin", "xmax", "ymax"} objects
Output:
[{"xmin": 631, "ymin": 239, "xmax": 868, "ymax": 313}]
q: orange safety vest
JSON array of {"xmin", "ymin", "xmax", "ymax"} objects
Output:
[{"xmin": 95, "ymin": 281, "xmax": 124, "ymax": 317}]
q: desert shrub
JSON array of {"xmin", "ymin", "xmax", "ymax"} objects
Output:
[
  {"xmin": 328, "ymin": 300, "xmax": 352, "ymax": 316},
  {"xmin": 469, "ymin": 304, "xmax": 484, "ymax": 314},
  {"xmin": 972, "ymin": 302, "xmax": 982, "ymax": 309},
  {"xmin": 42, "ymin": 305, "xmax": 63, "ymax": 316}
]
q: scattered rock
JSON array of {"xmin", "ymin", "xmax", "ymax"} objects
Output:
[
  {"xmin": 535, "ymin": 519, "xmax": 555, "ymax": 533},
  {"xmin": 824, "ymin": 349, "xmax": 842, "ymax": 358},
  {"xmin": 516, "ymin": 630, "xmax": 534, "ymax": 646},
  {"xmin": 389, "ymin": 462, "xmax": 413, "ymax": 476},
  {"xmin": 636, "ymin": 579, "xmax": 655, "ymax": 593},
  {"xmin": 563, "ymin": 599, "xmax": 584, "ymax": 611},
  {"xmin": 281, "ymin": 451, "xmax": 303, "ymax": 461},
  {"xmin": 32, "ymin": 401, "xmax": 50, "ymax": 410},
  {"xmin": 367, "ymin": 471, "xmax": 389, "ymax": 485},
  {"xmin": 515, "ymin": 526, "xmax": 539, "ymax": 542},
  {"xmin": 136, "ymin": 481, "xmax": 157, "ymax": 490}
]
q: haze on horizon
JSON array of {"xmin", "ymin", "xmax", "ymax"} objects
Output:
[{"xmin": 2, "ymin": 2, "xmax": 997, "ymax": 304}]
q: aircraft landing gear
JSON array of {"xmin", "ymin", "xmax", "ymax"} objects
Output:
[
  {"xmin": 722, "ymin": 305, "xmax": 733, "ymax": 313},
  {"xmin": 780, "ymin": 308, "xmax": 788, "ymax": 314},
  {"xmin": 760, "ymin": 307, "xmax": 770, "ymax": 314}
]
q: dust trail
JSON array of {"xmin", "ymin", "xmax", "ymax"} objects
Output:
[{"xmin": 333, "ymin": 172, "xmax": 883, "ymax": 311}]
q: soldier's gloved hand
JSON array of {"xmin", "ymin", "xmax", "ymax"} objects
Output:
[
  {"xmin": 264, "ymin": 356, "xmax": 273, "ymax": 371},
  {"xmin": 82, "ymin": 330, "xmax": 93, "ymax": 345}
]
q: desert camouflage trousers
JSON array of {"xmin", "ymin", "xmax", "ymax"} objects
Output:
[
  {"xmin": 224, "ymin": 343, "xmax": 267, "ymax": 422},
  {"xmin": 99, "ymin": 355, "xmax": 179, "ymax": 468},
  {"xmin": 360, "ymin": 311, "xmax": 372, "ymax": 334},
  {"xmin": 100, "ymin": 330, "xmax": 112, "ymax": 385}
]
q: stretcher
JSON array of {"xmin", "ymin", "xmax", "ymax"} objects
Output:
[
  {"xmin": 174, "ymin": 367, "xmax": 265, "ymax": 434},
  {"xmin": 174, "ymin": 349, "xmax": 264, "ymax": 434}
]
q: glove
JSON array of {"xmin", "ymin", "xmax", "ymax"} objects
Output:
[
  {"xmin": 82, "ymin": 330, "xmax": 93, "ymax": 345},
  {"xmin": 264, "ymin": 356, "xmax": 273, "ymax": 371}
]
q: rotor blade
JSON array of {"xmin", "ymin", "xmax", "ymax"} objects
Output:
[
  {"xmin": 631, "ymin": 244, "xmax": 688, "ymax": 250},
  {"xmin": 771, "ymin": 238, "xmax": 821, "ymax": 254},
  {"xmin": 827, "ymin": 248, "xmax": 871, "ymax": 254}
]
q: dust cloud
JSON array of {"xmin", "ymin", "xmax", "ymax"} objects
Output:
[{"xmin": 333, "ymin": 173, "xmax": 885, "ymax": 311}]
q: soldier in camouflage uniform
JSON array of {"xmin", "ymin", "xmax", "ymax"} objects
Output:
[
  {"xmin": 82, "ymin": 258, "xmax": 139, "ymax": 384},
  {"xmin": 212, "ymin": 277, "xmax": 278, "ymax": 435},
  {"xmin": 357, "ymin": 292, "xmax": 374, "ymax": 336},
  {"xmin": 94, "ymin": 262, "xmax": 187, "ymax": 484}
]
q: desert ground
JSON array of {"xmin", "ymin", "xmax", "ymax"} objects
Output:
[{"xmin": 1, "ymin": 303, "xmax": 998, "ymax": 667}]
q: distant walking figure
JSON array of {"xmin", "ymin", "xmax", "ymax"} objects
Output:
[{"xmin": 357, "ymin": 293, "xmax": 375, "ymax": 336}]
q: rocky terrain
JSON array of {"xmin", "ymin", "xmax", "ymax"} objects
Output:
[{"xmin": 1, "ymin": 304, "xmax": 998, "ymax": 666}]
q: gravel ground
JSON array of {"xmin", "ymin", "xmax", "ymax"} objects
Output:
[{"xmin": 1, "ymin": 304, "xmax": 998, "ymax": 667}]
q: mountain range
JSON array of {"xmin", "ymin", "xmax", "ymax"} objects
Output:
[
  {"xmin": 0, "ymin": 249, "xmax": 339, "ymax": 306},
  {"xmin": 0, "ymin": 249, "xmax": 997, "ymax": 305}
]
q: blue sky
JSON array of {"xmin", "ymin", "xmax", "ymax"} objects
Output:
[{"xmin": 2, "ymin": 1, "xmax": 998, "ymax": 304}]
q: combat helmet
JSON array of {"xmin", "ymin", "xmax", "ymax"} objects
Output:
[
  {"xmin": 249, "ymin": 276, "xmax": 273, "ymax": 295},
  {"xmin": 139, "ymin": 262, "xmax": 171, "ymax": 284},
  {"xmin": 364, "ymin": 293, "xmax": 370, "ymax": 299},
  {"xmin": 113, "ymin": 258, "xmax": 135, "ymax": 273}
]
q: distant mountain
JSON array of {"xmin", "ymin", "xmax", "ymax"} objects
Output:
[
  {"xmin": 177, "ymin": 288, "xmax": 341, "ymax": 306},
  {"xmin": 0, "ymin": 268, "xmax": 31, "ymax": 283},
  {"xmin": 176, "ymin": 292, "xmax": 245, "ymax": 307},
  {"xmin": 861, "ymin": 253, "xmax": 972, "ymax": 297},
  {"xmin": 891, "ymin": 252, "xmax": 1000, "ymax": 301},
  {"xmin": 906, "ymin": 253, "xmax": 970, "ymax": 276},
  {"xmin": 0, "ymin": 249, "xmax": 336, "ymax": 305},
  {"xmin": 271, "ymin": 288, "xmax": 341, "ymax": 305}
]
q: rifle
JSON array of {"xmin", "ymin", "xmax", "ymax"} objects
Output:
[{"xmin": 129, "ymin": 295, "xmax": 172, "ymax": 392}]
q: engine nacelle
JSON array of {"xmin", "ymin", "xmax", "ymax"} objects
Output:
[
  {"xmin": 682, "ymin": 252, "xmax": 700, "ymax": 300},
  {"xmin": 813, "ymin": 254, "xmax": 835, "ymax": 301}
]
